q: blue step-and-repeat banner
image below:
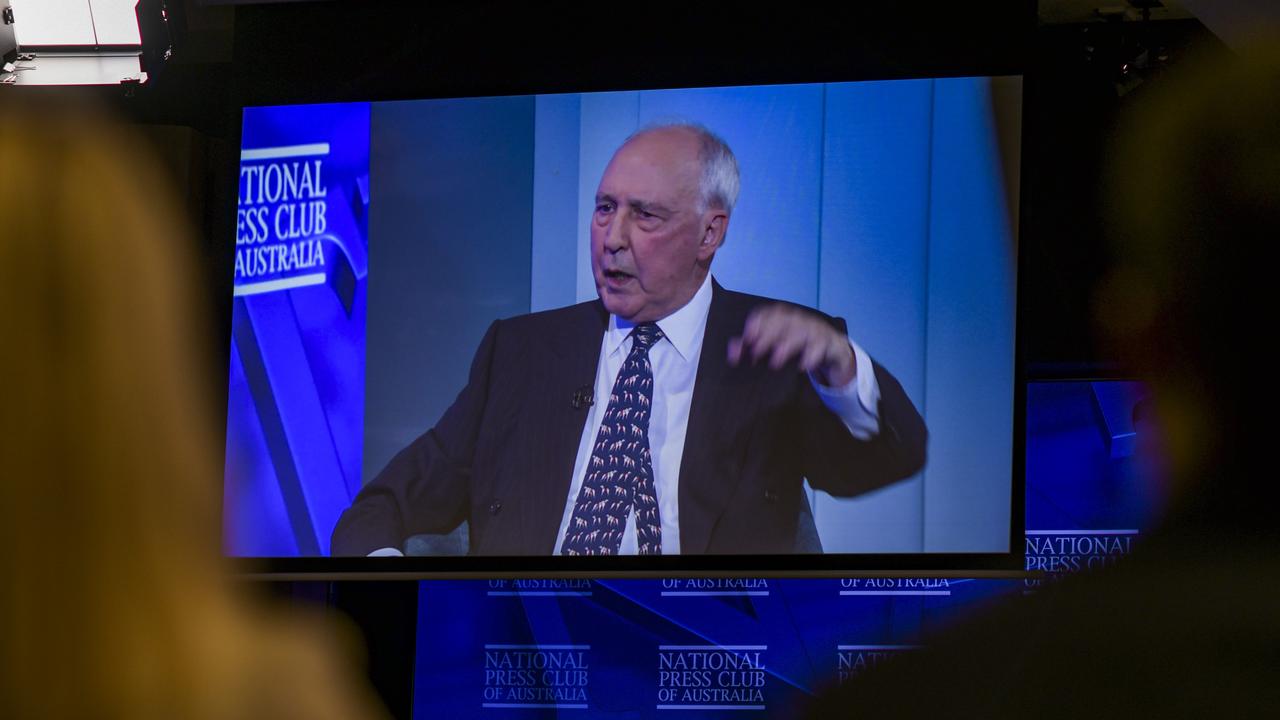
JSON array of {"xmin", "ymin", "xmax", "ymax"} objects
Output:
[{"xmin": 410, "ymin": 381, "xmax": 1153, "ymax": 718}]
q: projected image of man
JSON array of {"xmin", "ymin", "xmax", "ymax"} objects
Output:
[{"xmin": 332, "ymin": 123, "xmax": 928, "ymax": 557}]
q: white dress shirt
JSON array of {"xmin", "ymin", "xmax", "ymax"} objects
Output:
[{"xmin": 551, "ymin": 274, "xmax": 882, "ymax": 555}]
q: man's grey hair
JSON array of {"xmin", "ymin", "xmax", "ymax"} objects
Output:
[{"xmin": 626, "ymin": 122, "xmax": 741, "ymax": 215}]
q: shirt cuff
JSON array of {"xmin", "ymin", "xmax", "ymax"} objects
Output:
[
  {"xmin": 367, "ymin": 547, "xmax": 405, "ymax": 557},
  {"xmin": 809, "ymin": 339, "xmax": 881, "ymax": 440}
]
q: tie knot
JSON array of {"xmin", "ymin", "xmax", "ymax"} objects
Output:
[{"xmin": 630, "ymin": 322, "xmax": 664, "ymax": 351}]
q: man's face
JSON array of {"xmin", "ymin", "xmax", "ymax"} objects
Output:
[{"xmin": 591, "ymin": 129, "xmax": 723, "ymax": 323}]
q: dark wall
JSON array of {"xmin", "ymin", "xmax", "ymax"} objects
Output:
[{"xmin": 1018, "ymin": 19, "xmax": 1227, "ymax": 377}]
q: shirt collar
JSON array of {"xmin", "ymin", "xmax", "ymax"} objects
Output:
[{"xmin": 606, "ymin": 273, "xmax": 714, "ymax": 362}]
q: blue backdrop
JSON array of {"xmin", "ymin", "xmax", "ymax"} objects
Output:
[{"xmin": 223, "ymin": 103, "xmax": 370, "ymax": 556}]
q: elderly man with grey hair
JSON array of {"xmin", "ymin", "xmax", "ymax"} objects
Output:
[{"xmin": 333, "ymin": 123, "xmax": 927, "ymax": 557}]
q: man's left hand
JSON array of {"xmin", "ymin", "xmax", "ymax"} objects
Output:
[{"xmin": 728, "ymin": 303, "xmax": 856, "ymax": 387}]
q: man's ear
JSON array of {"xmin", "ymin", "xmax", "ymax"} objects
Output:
[{"xmin": 698, "ymin": 212, "xmax": 729, "ymax": 260}]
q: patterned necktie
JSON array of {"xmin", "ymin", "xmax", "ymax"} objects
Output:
[{"xmin": 561, "ymin": 323, "xmax": 664, "ymax": 555}]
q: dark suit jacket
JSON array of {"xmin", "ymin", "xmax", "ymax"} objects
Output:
[{"xmin": 332, "ymin": 281, "xmax": 927, "ymax": 556}]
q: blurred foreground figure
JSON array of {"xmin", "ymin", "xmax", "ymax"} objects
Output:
[
  {"xmin": 0, "ymin": 99, "xmax": 384, "ymax": 720},
  {"xmin": 805, "ymin": 42, "xmax": 1280, "ymax": 718}
]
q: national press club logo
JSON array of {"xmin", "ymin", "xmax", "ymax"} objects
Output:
[
  {"xmin": 482, "ymin": 644, "xmax": 590, "ymax": 709},
  {"xmin": 480, "ymin": 581, "xmax": 594, "ymax": 710},
  {"xmin": 657, "ymin": 645, "xmax": 767, "ymax": 711},
  {"xmin": 1023, "ymin": 529, "xmax": 1138, "ymax": 590},
  {"xmin": 234, "ymin": 143, "xmax": 333, "ymax": 296}
]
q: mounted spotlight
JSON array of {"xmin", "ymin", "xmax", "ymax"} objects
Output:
[
  {"xmin": 2, "ymin": 3, "xmax": 17, "ymax": 66},
  {"xmin": 136, "ymin": 0, "xmax": 174, "ymax": 81},
  {"xmin": 1127, "ymin": 0, "xmax": 1165, "ymax": 22},
  {"xmin": 1081, "ymin": 0, "xmax": 1174, "ymax": 97}
]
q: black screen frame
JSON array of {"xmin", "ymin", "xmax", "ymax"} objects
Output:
[{"xmin": 216, "ymin": 1, "xmax": 1037, "ymax": 578}]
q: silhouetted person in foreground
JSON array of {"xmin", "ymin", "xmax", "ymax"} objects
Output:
[
  {"xmin": 805, "ymin": 42, "xmax": 1280, "ymax": 719},
  {"xmin": 0, "ymin": 99, "xmax": 385, "ymax": 720}
]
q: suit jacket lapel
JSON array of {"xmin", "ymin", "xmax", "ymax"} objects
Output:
[
  {"xmin": 522, "ymin": 301, "xmax": 608, "ymax": 554},
  {"xmin": 678, "ymin": 281, "xmax": 750, "ymax": 554}
]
